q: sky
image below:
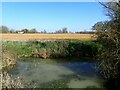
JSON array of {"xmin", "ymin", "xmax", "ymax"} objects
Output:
[
  {"xmin": 2, "ymin": 2, "xmax": 109, "ymax": 32},
  {"xmin": 2, "ymin": 0, "xmax": 115, "ymax": 2}
]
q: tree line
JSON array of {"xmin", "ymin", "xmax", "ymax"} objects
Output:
[
  {"xmin": 0, "ymin": 26, "xmax": 38, "ymax": 33},
  {"xmin": 0, "ymin": 26, "xmax": 94, "ymax": 34}
]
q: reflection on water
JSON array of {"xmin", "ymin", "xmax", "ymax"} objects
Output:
[{"xmin": 10, "ymin": 58, "xmax": 104, "ymax": 88}]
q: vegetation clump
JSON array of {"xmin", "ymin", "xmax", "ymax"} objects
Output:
[
  {"xmin": 2, "ymin": 40, "xmax": 100, "ymax": 60},
  {"xmin": 1, "ymin": 49, "xmax": 24, "ymax": 88},
  {"xmin": 2, "ymin": 49, "xmax": 16, "ymax": 70},
  {"xmin": 1, "ymin": 49, "xmax": 35, "ymax": 88},
  {"xmin": 92, "ymin": 1, "xmax": 120, "ymax": 89}
]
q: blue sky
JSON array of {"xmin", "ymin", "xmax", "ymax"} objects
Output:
[{"xmin": 2, "ymin": 2, "xmax": 109, "ymax": 32}]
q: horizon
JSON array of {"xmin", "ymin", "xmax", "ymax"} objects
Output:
[{"xmin": 2, "ymin": 2, "xmax": 109, "ymax": 32}]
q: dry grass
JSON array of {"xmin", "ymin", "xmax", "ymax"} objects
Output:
[{"xmin": 2, "ymin": 34, "xmax": 94, "ymax": 41}]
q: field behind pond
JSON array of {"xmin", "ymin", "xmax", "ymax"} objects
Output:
[{"xmin": 2, "ymin": 34, "xmax": 94, "ymax": 41}]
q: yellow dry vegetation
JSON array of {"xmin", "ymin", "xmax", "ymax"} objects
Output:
[{"xmin": 2, "ymin": 34, "xmax": 95, "ymax": 41}]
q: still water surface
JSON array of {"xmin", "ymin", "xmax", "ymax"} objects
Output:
[{"xmin": 10, "ymin": 58, "xmax": 104, "ymax": 88}]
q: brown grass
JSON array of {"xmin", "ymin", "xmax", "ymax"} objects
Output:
[{"xmin": 2, "ymin": 34, "xmax": 94, "ymax": 41}]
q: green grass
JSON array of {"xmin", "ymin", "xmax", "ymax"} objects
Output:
[{"xmin": 2, "ymin": 40, "xmax": 102, "ymax": 60}]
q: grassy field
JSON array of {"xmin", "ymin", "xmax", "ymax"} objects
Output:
[{"xmin": 2, "ymin": 34, "xmax": 94, "ymax": 41}]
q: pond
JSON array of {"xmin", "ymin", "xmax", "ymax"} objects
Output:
[{"xmin": 9, "ymin": 58, "xmax": 105, "ymax": 88}]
